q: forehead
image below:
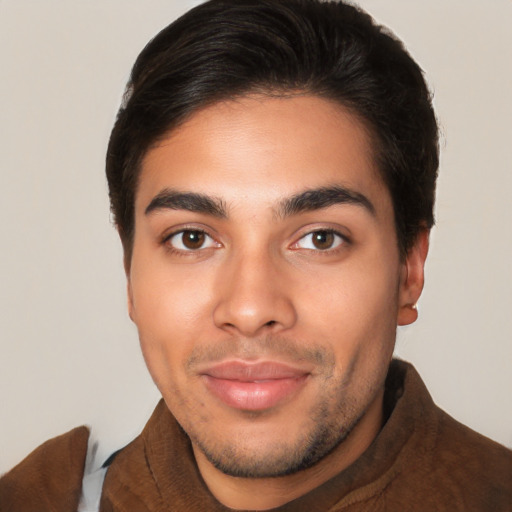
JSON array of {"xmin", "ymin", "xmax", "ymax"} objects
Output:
[{"xmin": 137, "ymin": 94, "xmax": 390, "ymax": 214}]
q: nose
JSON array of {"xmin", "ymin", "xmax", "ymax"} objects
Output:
[{"xmin": 212, "ymin": 250, "xmax": 297, "ymax": 337}]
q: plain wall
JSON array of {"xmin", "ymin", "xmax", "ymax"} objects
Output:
[{"xmin": 1, "ymin": 0, "xmax": 511, "ymax": 474}]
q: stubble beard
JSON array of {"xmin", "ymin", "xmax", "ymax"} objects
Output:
[
  {"xmin": 187, "ymin": 381, "xmax": 371, "ymax": 479},
  {"xmin": 177, "ymin": 335, "xmax": 387, "ymax": 479}
]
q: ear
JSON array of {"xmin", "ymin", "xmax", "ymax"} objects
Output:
[
  {"xmin": 126, "ymin": 278, "xmax": 136, "ymax": 322},
  {"xmin": 397, "ymin": 229, "xmax": 430, "ymax": 326},
  {"xmin": 123, "ymin": 250, "xmax": 136, "ymax": 323}
]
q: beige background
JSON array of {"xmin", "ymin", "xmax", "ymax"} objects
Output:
[{"xmin": 1, "ymin": 0, "xmax": 511, "ymax": 474}]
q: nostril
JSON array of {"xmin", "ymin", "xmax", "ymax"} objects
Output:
[{"xmin": 265, "ymin": 320, "xmax": 276, "ymax": 327}]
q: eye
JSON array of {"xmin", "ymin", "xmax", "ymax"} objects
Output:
[
  {"xmin": 166, "ymin": 230, "xmax": 217, "ymax": 251},
  {"xmin": 295, "ymin": 230, "xmax": 345, "ymax": 251}
]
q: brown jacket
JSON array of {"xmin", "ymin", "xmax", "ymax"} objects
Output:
[{"xmin": 1, "ymin": 360, "xmax": 511, "ymax": 511}]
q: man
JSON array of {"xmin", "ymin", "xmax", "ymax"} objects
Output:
[{"xmin": 1, "ymin": 0, "xmax": 510, "ymax": 510}]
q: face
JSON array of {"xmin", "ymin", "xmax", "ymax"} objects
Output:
[{"xmin": 128, "ymin": 95, "xmax": 424, "ymax": 479}]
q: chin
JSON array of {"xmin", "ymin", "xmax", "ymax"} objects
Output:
[{"xmin": 187, "ymin": 400, "xmax": 362, "ymax": 479}]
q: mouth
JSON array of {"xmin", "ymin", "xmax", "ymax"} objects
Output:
[{"xmin": 200, "ymin": 360, "xmax": 310, "ymax": 411}]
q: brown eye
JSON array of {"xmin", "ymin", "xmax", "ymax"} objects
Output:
[
  {"xmin": 312, "ymin": 231, "xmax": 334, "ymax": 250},
  {"xmin": 296, "ymin": 230, "xmax": 344, "ymax": 251},
  {"xmin": 168, "ymin": 230, "xmax": 216, "ymax": 251},
  {"xmin": 182, "ymin": 230, "xmax": 205, "ymax": 249}
]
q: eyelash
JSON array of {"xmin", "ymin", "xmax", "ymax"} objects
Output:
[
  {"xmin": 161, "ymin": 227, "xmax": 349, "ymax": 256},
  {"xmin": 292, "ymin": 229, "xmax": 349, "ymax": 253},
  {"xmin": 162, "ymin": 228, "xmax": 219, "ymax": 256}
]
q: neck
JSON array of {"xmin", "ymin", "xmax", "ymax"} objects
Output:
[{"xmin": 193, "ymin": 388, "xmax": 385, "ymax": 510}]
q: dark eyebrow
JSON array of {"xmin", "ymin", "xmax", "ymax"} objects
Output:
[
  {"xmin": 145, "ymin": 189, "xmax": 228, "ymax": 218},
  {"xmin": 278, "ymin": 186, "xmax": 375, "ymax": 218}
]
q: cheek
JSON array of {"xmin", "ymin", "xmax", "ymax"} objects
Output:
[
  {"xmin": 299, "ymin": 254, "xmax": 400, "ymax": 360},
  {"xmin": 130, "ymin": 250, "xmax": 216, "ymax": 327},
  {"xmin": 129, "ymin": 261, "xmax": 216, "ymax": 388}
]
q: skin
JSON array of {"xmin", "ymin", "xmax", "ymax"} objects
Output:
[{"xmin": 127, "ymin": 95, "xmax": 428, "ymax": 510}]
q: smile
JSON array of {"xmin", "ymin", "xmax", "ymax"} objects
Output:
[{"xmin": 200, "ymin": 361, "xmax": 310, "ymax": 411}]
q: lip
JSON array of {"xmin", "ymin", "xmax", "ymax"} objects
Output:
[{"xmin": 200, "ymin": 361, "xmax": 310, "ymax": 411}]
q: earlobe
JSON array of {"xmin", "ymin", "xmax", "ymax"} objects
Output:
[
  {"xmin": 127, "ymin": 279, "xmax": 136, "ymax": 322},
  {"xmin": 397, "ymin": 302, "xmax": 418, "ymax": 326},
  {"xmin": 397, "ymin": 229, "xmax": 430, "ymax": 326}
]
